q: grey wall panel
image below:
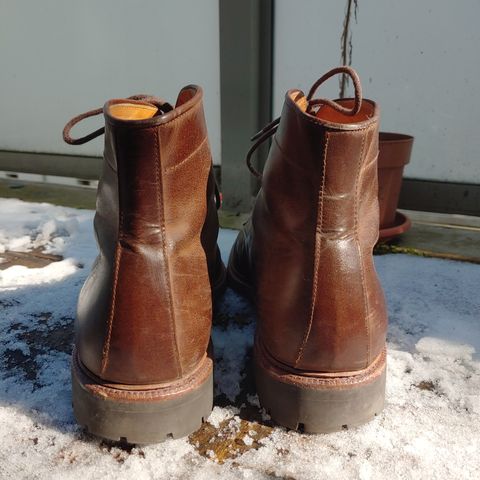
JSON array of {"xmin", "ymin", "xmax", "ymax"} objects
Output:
[
  {"xmin": 0, "ymin": 0, "xmax": 221, "ymax": 164},
  {"xmin": 274, "ymin": 0, "xmax": 480, "ymax": 184}
]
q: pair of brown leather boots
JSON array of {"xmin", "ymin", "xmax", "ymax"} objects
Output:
[{"xmin": 63, "ymin": 67, "xmax": 387, "ymax": 444}]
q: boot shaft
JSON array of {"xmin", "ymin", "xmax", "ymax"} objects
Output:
[
  {"xmin": 252, "ymin": 80, "xmax": 387, "ymax": 373},
  {"xmin": 72, "ymin": 87, "xmax": 219, "ymax": 384}
]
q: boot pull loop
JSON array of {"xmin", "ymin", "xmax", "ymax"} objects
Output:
[
  {"xmin": 63, "ymin": 108, "xmax": 105, "ymax": 145},
  {"xmin": 62, "ymin": 95, "xmax": 173, "ymax": 146},
  {"xmin": 306, "ymin": 66, "xmax": 362, "ymax": 116}
]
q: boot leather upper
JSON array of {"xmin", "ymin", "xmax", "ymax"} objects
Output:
[
  {"xmin": 230, "ymin": 91, "xmax": 388, "ymax": 373},
  {"xmin": 77, "ymin": 86, "xmax": 223, "ymax": 385}
]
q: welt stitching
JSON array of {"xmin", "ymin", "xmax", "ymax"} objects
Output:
[
  {"xmin": 77, "ymin": 351, "xmax": 212, "ymax": 400},
  {"xmin": 259, "ymin": 340, "xmax": 385, "ymax": 385},
  {"xmin": 354, "ymin": 130, "xmax": 371, "ymax": 367},
  {"xmin": 156, "ymin": 127, "xmax": 183, "ymax": 377},
  {"xmin": 295, "ymin": 132, "xmax": 329, "ymax": 366}
]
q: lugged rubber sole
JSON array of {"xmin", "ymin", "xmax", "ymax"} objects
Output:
[
  {"xmin": 254, "ymin": 341, "xmax": 386, "ymax": 433},
  {"xmin": 71, "ymin": 349, "xmax": 213, "ymax": 444}
]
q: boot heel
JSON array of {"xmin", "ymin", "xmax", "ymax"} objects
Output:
[
  {"xmin": 254, "ymin": 343, "xmax": 386, "ymax": 433},
  {"xmin": 71, "ymin": 349, "xmax": 213, "ymax": 444}
]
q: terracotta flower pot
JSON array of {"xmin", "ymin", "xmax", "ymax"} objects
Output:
[{"xmin": 377, "ymin": 132, "xmax": 414, "ymax": 242}]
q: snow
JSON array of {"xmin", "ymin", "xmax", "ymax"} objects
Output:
[{"xmin": 0, "ymin": 197, "xmax": 479, "ymax": 479}]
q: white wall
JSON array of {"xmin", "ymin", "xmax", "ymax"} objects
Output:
[
  {"xmin": 0, "ymin": 0, "xmax": 221, "ymax": 164},
  {"xmin": 274, "ymin": 0, "xmax": 480, "ymax": 183}
]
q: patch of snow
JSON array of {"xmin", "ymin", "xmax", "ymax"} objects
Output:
[
  {"xmin": 246, "ymin": 394, "xmax": 260, "ymax": 408},
  {"xmin": 0, "ymin": 198, "xmax": 479, "ymax": 479},
  {"xmin": 207, "ymin": 406, "xmax": 237, "ymax": 429},
  {"xmin": 243, "ymin": 436, "xmax": 253, "ymax": 447},
  {"xmin": 0, "ymin": 258, "xmax": 80, "ymax": 289},
  {"xmin": 211, "ymin": 316, "xmax": 255, "ymax": 402}
]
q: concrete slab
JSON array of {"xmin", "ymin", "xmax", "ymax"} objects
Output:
[
  {"xmin": 376, "ymin": 210, "xmax": 480, "ymax": 264},
  {"xmin": 0, "ymin": 249, "xmax": 62, "ymax": 270}
]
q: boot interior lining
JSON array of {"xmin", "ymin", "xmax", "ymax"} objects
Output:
[
  {"xmin": 109, "ymin": 103, "xmax": 159, "ymax": 120},
  {"xmin": 290, "ymin": 91, "xmax": 375, "ymax": 124}
]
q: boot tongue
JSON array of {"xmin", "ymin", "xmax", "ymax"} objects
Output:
[{"xmin": 109, "ymin": 101, "xmax": 159, "ymax": 120}]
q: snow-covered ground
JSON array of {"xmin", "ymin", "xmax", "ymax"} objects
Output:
[{"xmin": 0, "ymin": 198, "xmax": 479, "ymax": 480}]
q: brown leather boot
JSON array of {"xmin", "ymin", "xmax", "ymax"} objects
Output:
[
  {"xmin": 228, "ymin": 67, "xmax": 387, "ymax": 432},
  {"xmin": 63, "ymin": 86, "xmax": 226, "ymax": 443}
]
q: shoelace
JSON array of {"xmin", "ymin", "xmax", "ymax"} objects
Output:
[
  {"xmin": 62, "ymin": 94, "xmax": 173, "ymax": 145},
  {"xmin": 62, "ymin": 94, "xmax": 222, "ymax": 209},
  {"xmin": 246, "ymin": 66, "xmax": 363, "ymax": 180}
]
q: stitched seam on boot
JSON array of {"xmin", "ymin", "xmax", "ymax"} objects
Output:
[
  {"xmin": 294, "ymin": 132, "xmax": 329, "ymax": 367},
  {"xmin": 156, "ymin": 126, "xmax": 183, "ymax": 378},
  {"xmin": 101, "ymin": 231, "xmax": 123, "ymax": 375},
  {"xmin": 354, "ymin": 131, "xmax": 371, "ymax": 368},
  {"xmin": 100, "ymin": 126, "xmax": 124, "ymax": 375}
]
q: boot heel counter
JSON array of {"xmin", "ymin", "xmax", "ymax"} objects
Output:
[
  {"xmin": 100, "ymin": 232, "xmax": 213, "ymax": 385},
  {"xmin": 294, "ymin": 127, "xmax": 386, "ymax": 373},
  {"xmin": 98, "ymin": 241, "xmax": 184, "ymax": 384},
  {"xmin": 292, "ymin": 238, "xmax": 370, "ymax": 372}
]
